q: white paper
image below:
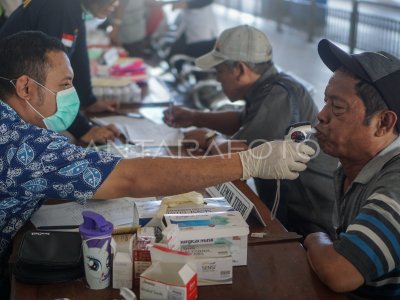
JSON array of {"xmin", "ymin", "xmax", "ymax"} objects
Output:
[
  {"xmin": 30, "ymin": 197, "xmax": 156, "ymax": 227},
  {"xmin": 92, "ymin": 116, "xmax": 183, "ymax": 146},
  {"xmin": 138, "ymin": 107, "xmax": 165, "ymax": 125}
]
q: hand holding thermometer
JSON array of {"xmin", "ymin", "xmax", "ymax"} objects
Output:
[
  {"xmin": 271, "ymin": 122, "xmax": 316, "ymax": 221},
  {"xmin": 284, "ymin": 122, "xmax": 316, "ymax": 142}
]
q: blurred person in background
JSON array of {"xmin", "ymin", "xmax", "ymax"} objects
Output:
[
  {"xmin": 164, "ymin": 25, "xmax": 338, "ymax": 236},
  {"xmin": 166, "ymin": 0, "xmax": 218, "ymax": 63},
  {"xmin": 0, "ymin": 0, "xmax": 122, "ymax": 144},
  {"xmin": 0, "ymin": 0, "xmax": 20, "ymax": 28}
]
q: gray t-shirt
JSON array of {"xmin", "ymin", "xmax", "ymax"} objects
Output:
[
  {"xmin": 232, "ymin": 65, "xmax": 338, "ymax": 235},
  {"xmin": 332, "ymin": 136, "xmax": 400, "ymax": 299}
]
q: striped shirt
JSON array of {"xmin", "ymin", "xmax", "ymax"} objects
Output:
[{"xmin": 333, "ymin": 137, "xmax": 400, "ymax": 299}]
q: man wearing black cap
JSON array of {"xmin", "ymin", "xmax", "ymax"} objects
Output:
[{"xmin": 304, "ymin": 39, "xmax": 400, "ymax": 299}]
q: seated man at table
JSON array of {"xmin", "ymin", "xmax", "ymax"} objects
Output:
[
  {"xmin": 0, "ymin": 0, "xmax": 122, "ymax": 145},
  {"xmin": 0, "ymin": 31, "xmax": 315, "ymax": 297},
  {"xmin": 304, "ymin": 39, "xmax": 400, "ymax": 299},
  {"xmin": 163, "ymin": 25, "xmax": 338, "ymax": 236}
]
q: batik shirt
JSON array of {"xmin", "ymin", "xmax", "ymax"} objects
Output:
[{"xmin": 0, "ymin": 101, "xmax": 121, "ymax": 270}]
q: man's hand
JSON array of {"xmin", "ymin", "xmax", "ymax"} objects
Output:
[
  {"xmin": 85, "ymin": 99, "xmax": 120, "ymax": 114},
  {"xmin": 163, "ymin": 106, "xmax": 195, "ymax": 128},
  {"xmin": 182, "ymin": 128, "xmax": 212, "ymax": 149},
  {"xmin": 238, "ymin": 140, "xmax": 315, "ymax": 180},
  {"xmin": 80, "ymin": 124, "xmax": 120, "ymax": 144}
]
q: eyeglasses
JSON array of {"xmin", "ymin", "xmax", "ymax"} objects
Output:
[{"xmin": 323, "ymin": 98, "xmax": 354, "ymax": 116}]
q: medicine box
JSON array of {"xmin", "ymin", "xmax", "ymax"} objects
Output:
[
  {"xmin": 133, "ymin": 238, "xmax": 152, "ymax": 287},
  {"xmin": 112, "ymin": 234, "xmax": 134, "ymax": 289},
  {"xmin": 133, "ymin": 197, "xmax": 234, "ymax": 226},
  {"xmin": 181, "ymin": 244, "xmax": 232, "ymax": 286},
  {"xmin": 140, "ymin": 245, "xmax": 197, "ymax": 300},
  {"xmin": 113, "ymin": 252, "xmax": 133, "ymax": 289},
  {"xmin": 162, "ymin": 211, "xmax": 249, "ymax": 266}
]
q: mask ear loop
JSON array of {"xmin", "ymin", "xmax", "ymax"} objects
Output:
[{"xmin": 25, "ymin": 99, "xmax": 46, "ymax": 119}]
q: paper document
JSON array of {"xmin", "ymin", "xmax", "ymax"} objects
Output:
[
  {"xmin": 92, "ymin": 116, "xmax": 183, "ymax": 146},
  {"xmin": 30, "ymin": 197, "xmax": 156, "ymax": 228},
  {"xmin": 138, "ymin": 107, "xmax": 165, "ymax": 125}
]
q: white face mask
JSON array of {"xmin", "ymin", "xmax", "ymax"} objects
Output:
[{"xmin": 25, "ymin": 79, "xmax": 80, "ymax": 132}]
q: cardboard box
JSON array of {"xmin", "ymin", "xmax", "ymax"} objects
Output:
[
  {"xmin": 137, "ymin": 227, "xmax": 156, "ymax": 243},
  {"xmin": 162, "ymin": 211, "xmax": 249, "ymax": 266},
  {"xmin": 133, "ymin": 238, "xmax": 153, "ymax": 287},
  {"xmin": 133, "ymin": 197, "xmax": 234, "ymax": 226},
  {"xmin": 113, "ymin": 252, "xmax": 133, "ymax": 289},
  {"xmin": 112, "ymin": 234, "xmax": 134, "ymax": 289},
  {"xmin": 140, "ymin": 245, "xmax": 197, "ymax": 300},
  {"xmin": 181, "ymin": 244, "xmax": 232, "ymax": 286}
]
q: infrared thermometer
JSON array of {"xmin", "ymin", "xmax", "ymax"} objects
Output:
[{"xmin": 284, "ymin": 122, "xmax": 315, "ymax": 142}]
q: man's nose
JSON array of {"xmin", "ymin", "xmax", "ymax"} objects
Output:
[{"xmin": 317, "ymin": 104, "xmax": 330, "ymax": 124}]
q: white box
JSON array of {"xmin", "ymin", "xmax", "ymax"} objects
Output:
[
  {"xmin": 113, "ymin": 252, "xmax": 133, "ymax": 289},
  {"xmin": 181, "ymin": 244, "xmax": 232, "ymax": 286},
  {"xmin": 133, "ymin": 197, "xmax": 234, "ymax": 226},
  {"xmin": 140, "ymin": 245, "xmax": 197, "ymax": 300},
  {"xmin": 112, "ymin": 234, "xmax": 134, "ymax": 289},
  {"xmin": 162, "ymin": 211, "xmax": 249, "ymax": 266}
]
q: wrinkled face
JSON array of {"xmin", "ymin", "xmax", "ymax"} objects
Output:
[
  {"xmin": 83, "ymin": 0, "xmax": 119, "ymax": 19},
  {"xmin": 315, "ymin": 70, "xmax": 377, "ymax": 160},
  {"xmin": 215, "ymin": 63, "xmax": 242, "ymax": 101}
]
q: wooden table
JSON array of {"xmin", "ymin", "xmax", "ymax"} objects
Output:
[{"xmin": 10, "ymin": 180, "xmax": 347, "ymax": 300}]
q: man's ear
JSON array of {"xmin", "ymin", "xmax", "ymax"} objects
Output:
[
  {"xmin": 234, "ymin": 62, "xmax": 247, "ymax": 81},
  {"xmin": 375, "ymin": 110, "xmax": 397, "ymax": 136},
  {"xmin": 14, "ymin": 75, "xmax": 34, "ymax": 101}
]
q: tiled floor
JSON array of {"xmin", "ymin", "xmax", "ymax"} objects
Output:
[{"xmin": 213, "ymin": 4, "xmax": 334, "ymax": 110}]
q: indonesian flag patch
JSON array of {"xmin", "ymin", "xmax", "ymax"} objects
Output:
[{"xmin": 61, "ymin": 33, "xmax": 75, "ymax": 48}]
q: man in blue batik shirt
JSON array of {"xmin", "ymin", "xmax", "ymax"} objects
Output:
[{"xmin": 0, "ymin": 31, "xmax": 314, "ymax": 297}]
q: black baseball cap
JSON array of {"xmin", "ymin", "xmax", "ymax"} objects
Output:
[{"xmin": 318, "ymin": 39, "xmax": 400, "ymax": 132}]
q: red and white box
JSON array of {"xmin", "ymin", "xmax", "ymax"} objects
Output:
[
  {"xmin": 133, "ymin": 238, "xmax": 152, "ymax": 287},
  {"xmin": 140, "ymin": 245, "xmax": 197, "ymax": 300}
]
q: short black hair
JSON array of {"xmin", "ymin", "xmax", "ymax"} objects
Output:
[
  {"xmin": 0, "ymin": 31, "xmax": 66, "ymax": 99},
  {"xmin": 340, "ymin": 67, "xmax": 389, "ymax": 127}
]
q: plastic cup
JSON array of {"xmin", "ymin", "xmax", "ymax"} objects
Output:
[{"xmin": 79, "ymin": 211, "xmax": 113, "ymax": 290}]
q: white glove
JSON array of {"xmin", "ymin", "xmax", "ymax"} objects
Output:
[{"xmin": 238, "ymin": 140, "xmax": 315, "ymax": 180}]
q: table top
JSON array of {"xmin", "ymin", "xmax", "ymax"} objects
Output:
[
  {"xmin": 10, "ymin": 181, "xmax": 347, "ymax": 300},
  {"xmin": 9, "ymin": 77, "xmax": 346, "ymax": 299}
]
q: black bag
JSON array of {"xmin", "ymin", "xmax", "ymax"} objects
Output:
[{"xmin": 13, "ymin": 231, "xmax": 84, "ymax": 284}]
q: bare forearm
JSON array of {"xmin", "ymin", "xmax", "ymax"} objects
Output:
[
  {"xmin": 304, "ymin": 233, "xmax": 364, "ymax": 292},
  {"xmin": 208, "ymin": 138, "xmax": 248, "ymax": 155},
  {"xmin": 94, "ymin": 154, "xmax": 242, "ymax": 199},
  {"xmin": 193, "ymin": 111, "xmax": 241, "ymax": 135}
]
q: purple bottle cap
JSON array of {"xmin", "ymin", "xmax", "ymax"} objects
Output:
[{"xmin": 79, "ymin": 210, "xmax": 113, "ymax": 238}]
